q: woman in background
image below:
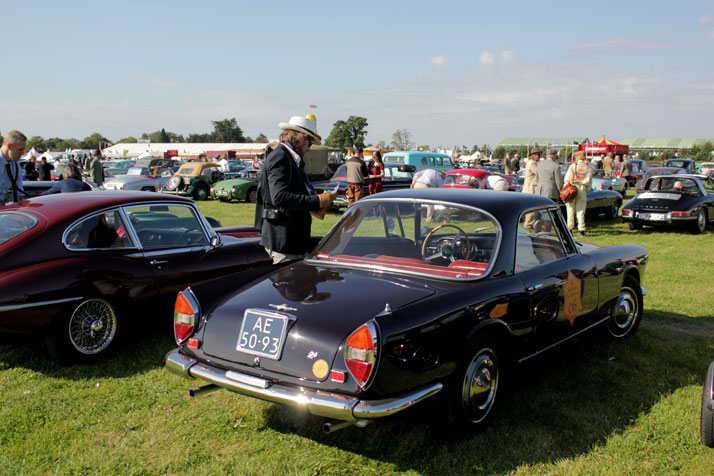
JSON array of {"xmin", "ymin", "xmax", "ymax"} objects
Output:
[
  {"xmin": 368, "ymin": 151, "xmax": 384, "ymax": 195},
  {"xmin": 43, "ymin": 163, "xmax": 92, "ymax": 194}
]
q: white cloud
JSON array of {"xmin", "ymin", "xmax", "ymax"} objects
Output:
[
  {"xmin": 501, "ymin": 50, "xmax": 516, "ymax": 63},
  {"xmin": 480, "ymin": 50, "xmax": 495, "ymax": 65},
  {"xmin": 430, "ymin": 56, "xmax": 447, "ymax": 68},
  {"xmin": 700, "ymin": 16, "xmax": 712, "ymax": 24}
]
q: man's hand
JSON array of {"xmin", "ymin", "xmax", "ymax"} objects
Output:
[{"xmin": 318, "ymin": 191, "xmax": 337, "ymax": 209}]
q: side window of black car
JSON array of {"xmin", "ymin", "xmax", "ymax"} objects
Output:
[{"xmin": 515, "ymin": 209, "xmax": 567, "ymax": 271}]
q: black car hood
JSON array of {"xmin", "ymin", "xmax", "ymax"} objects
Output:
[{"xmin": 200, "ymin": 261, "xmax": 435, "ymax": 381}]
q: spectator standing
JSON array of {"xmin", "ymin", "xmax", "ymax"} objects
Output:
[
  {"xmin": 564, "ymin": 151, "xmax": 592, "ymax": 236},
  {"xmin": 24, "ymin": 156, "xmax": 39, "ymax": 181},
  {"xmin": 345, "ymin": 147, "xmax": 369, "ymax": 206},
  {"xmin": 43, "ymin": 163, "xmax": 92, "ymax": 194},
  {"xmin": 522, "ymin": 147, "xmax": 540, "ymax": 194},
  {"xmin": 621, "ymin": 154, "xmax": 633, "ymax": 185},
  {"xmin": 368, "ymin": 151, "xmax": 385, "ymax": 195},
  {"xmin": 511, "ymin": 153, "xmax": 521, "ymax": 173},
  {"xmin": 90, "ymin": 151, "xmax": 105, "ymax": 187},
  {"xmin": 38, "ymin": 157, "xmax": 55, "ymax": 181},
  {"xmin": 603, "ymin": 153, "xmax": 614, "ymax": 177},
  {"xmin": 503, "ymin": 152, "xmax": 511, "ymax": 174},
  {"xmin": 218, "ymin": 154, "xmax": 230, "ymax": 172},
  {"xmin": 592, "ymin": 153, "xmax": 604, "ymax": 170},
  {"xmin": 254, "ymin": 114, "xmax": 335, "ymax": 264},
  {"xmin": 536, "ymin": 148, "xmax": 563, "ymax": 202},
  {"xmin": 0, "ymin": 130, "xmax": 27, "ymax": 205}
]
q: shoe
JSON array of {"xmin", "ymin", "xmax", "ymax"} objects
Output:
[{"xmin": 579, "ymin": 231, "xmax": 586, "ymax": 236}]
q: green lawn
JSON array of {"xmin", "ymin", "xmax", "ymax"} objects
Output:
[{"xmin": 2, "ymin": 195, "xmax": 714, "ymax": 476}]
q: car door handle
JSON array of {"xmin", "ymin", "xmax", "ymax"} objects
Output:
[
  {"xmin": 527, "ymin": 283, "xmax": 544, "ymax": 293},
  {"xmin": 150, "ymin": 260, "xmax": 168, "ymax": 265}
]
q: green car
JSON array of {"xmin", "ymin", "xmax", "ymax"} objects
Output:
[{"xmin": 210, "ymin": 177, "xmax": 259, "ymax": 203}]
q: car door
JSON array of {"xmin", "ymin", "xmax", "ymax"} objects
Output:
[
  {"xmin": 514, "ymin": 207, "xmax": 599, "ymax": 350},
  {"xmin": 123, "ymin": 203, "xmax": 248, "ymax": 302}
]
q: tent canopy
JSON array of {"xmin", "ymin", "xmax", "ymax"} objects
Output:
[{"xmin": 497, "ymin": 137, "xmax": 588, "ymax": 147}]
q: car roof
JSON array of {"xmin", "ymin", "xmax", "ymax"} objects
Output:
[
  {"xmin": 5, "ymin": 191, "xmax": 195, "ymax": 222},
  {"xmin": 447, "ymin": 169, "xmax": 490, "ymax": 177}
]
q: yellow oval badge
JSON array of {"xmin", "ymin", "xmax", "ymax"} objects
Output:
[{"xmin": 312, "ymin": 359, "xmax": 329, "ymax": 379}]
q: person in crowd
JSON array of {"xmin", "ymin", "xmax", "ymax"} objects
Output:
[
  {"xmin": 603, "ymin": 153, "xmax": 614, "ymax": 177},
  {"xmin": 564, "ymin": 151, "xmax": 592, "ymax": 236},
  {"xmin": 0, "ymin": 130, "xmax": 27, "ymax": 206},
  {"xmin": 522, "ymin": 147, "xmax": 541, "ymax": 229},
  {"xmin": 43, "ymin": 163, "xmax": 92, "ymax": 194},
  {"xmin": 503, "ymin": 152, "xmax": 511, "ymax": 174},
  {"xmin": 90, "ymin": 150, "xmax": 105, "ymax": 187},
  {"xmin": 38, "ymin": 156, "xmax": 54, "ymax": 181},
  {"xmin": 218, "ymin": 154, "xmax": 230, "ymax": 172},
  {"xmin": 254, "ymin": 114, "xmax": 335, "ymax": 264},
  {"xmin": 536, "ymin": 148, "xmax": 563, "ymax": 203},
  {"xmin": 345, "ymin": 147, "xmax": 369, "ymax": 206},
  {"xmin": 484, "ymin": 173, "xmax": 509, "ymax": 190},
  {"xmin": 24, "ymin": 155, "xmax": 39, "ymax": 181},
  {"xmin": 621, "ymin": 154, "xmax": 633, "ymax": 186},
  {"xmin": 592, "ymin": 153, "xmax": 604, "ymax": 170},
  {"xmin": 198, "ymin": 153, "xmax": 207, "ymax": 162},
  {"xmin": 511, "ymin": 153, "xmax": 521, "ymax": 173},
  {"xmin": 367, "ymin": 151, "xmax": 384, "ymax": 195},
  {"xmin": 411, "ymin": 168, "xmax": 445, "ymax": 188}
]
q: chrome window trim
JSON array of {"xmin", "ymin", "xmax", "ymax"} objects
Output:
[
  {"xmin": 305, "ymin": 198, "xmax": 502, "ymax": 282},
  {"xmin": 0, "ymin": 210, "xmax": 39, "ymax": 244},
  {"xmin": 62, "ymin": 207, "xmax": 138, "ymax": 251},
  {"xmin": 0, "ymin": 296, "xmax": 82, "ymax": 312},
  {"xmin": 122, "ymin": 202, "xmax": 215, "ymax": 250}
]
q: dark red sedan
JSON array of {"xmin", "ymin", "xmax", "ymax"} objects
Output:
[{"xmin": 0, "ymin": 191, "xmax": 271, "ymax": 363}]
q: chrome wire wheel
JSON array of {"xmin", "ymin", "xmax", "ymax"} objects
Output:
[
  {"xmin": 461, "ymin": 347, "xmax": 499, "ymax": 424},
  {"xmin": 609, "ymin": 282, "xmax": 640, "ymax": 338},
  {"xmin": 68, "ymin": 299, "xmax": 117, "ymax": 354}
]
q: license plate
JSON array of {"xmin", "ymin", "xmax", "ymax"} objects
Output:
[
  {"xmin": 216, "ymin": 190, "xmax": 229, "ymax": 196},
  {"xmin": 236, "ymin": 309, "xmax": 294, "ymax": 360},
  {"xmin": 638, "ymin": 212, "xmax": 667, "ymax": 221}
]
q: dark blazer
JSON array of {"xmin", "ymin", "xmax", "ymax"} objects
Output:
[
  {"xmin": 254, "ymin": 144, "xmax": 321, "ymax": 255},
  {"xmin": 42, "ymin": 178, "xmax": 92, "ymax": 194}
]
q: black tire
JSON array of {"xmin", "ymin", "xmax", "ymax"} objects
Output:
[
  {"xmin": 218, "ymin": 197, "xmax": 231, "ymax": 203},
  {"xmin": 446, "ymin": 334, "xmax": 504, "ymax": 432},
  {"xmin": 140, "ymin": 186, "xmax": 155, "ymax": 192},
  {"xmin": 628, "ymin": 221, "xmax": 642, "ymax": 230},
  {"xmin": 247, "ymin": 187, "xmax": 258, "ymax": 203},
  {"xmin": 608, "ymin": 275, "xmax": 642, "ymax": 339},
  {"xmin": 701, "ymin": 362, "xmax": 714, "ymax": 448},
  {"xmin": 194, "ymin": 185, "xmax": 209, "ymax": 201},
  {"xmin": 45, "ymin": 298, "xmax": 119, "ymax": 364},
  {"xmin": 691, "ymin": 209, "xmax": 707, "ymax": 235},
  {"xmin": 606, "ymin": 201, "xmax": 621, "ymax": 219}
]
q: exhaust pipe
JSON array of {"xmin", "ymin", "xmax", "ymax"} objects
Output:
[
  {"xmin": 189, "ymin": 384, "xmax": 221, "ymax": 397},
  {"xmin": 322, "ymin": 419, "xmax": 371, "ymax": 434}
]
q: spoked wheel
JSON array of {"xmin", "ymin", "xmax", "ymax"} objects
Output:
[
  {"xmin": 446, "ymin": 334, "xmax": 503, "ymax": 432},
  {"xmin": 247, "ymin": 187, "xmax": 258, "ymax": 203},
  {"xmin": 608, "ymin": 276, "xmax": 642, "ymax": 339},
  {"xmin": 46, "ymin": 298, "xmax": 118, "ymax": 364}
]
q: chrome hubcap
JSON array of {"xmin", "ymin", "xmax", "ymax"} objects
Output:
[
  {"xmin": 69, "ymin": 299, "xmax": 117, "ymax": 354},
  {"xmin": 611, "ymin": 287, "xmax": 637, "ymax": 334},
  {"xmin": 462, "ymin": 349, "xmax": 498, "ymax": 423}
]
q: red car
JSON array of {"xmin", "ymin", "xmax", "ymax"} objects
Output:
[
  {"xmin": 444, "ymin": 169, "xmax": 491, "ymax": 189},
  {"xmin": 0, "ymin": 191, "xmax": 271, "ymax": 363}
]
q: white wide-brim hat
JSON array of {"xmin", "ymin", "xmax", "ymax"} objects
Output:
[{"xmin": 279, "ymin": 114, "xmax": 322, "ymax": 145}]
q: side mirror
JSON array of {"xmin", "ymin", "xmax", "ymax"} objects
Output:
[{"xmin": 209, "ymin": 235, "xmax": 222, "ymax": 249}]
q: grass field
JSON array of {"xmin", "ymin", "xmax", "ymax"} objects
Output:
[{"xmin": 2, "ymin": 193, "xmax": 714, "ymax": 476}]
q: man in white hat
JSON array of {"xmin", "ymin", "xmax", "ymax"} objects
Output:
[{"xmin": 254, "ymin": 114, "xmax": 336, "ymax": 264}]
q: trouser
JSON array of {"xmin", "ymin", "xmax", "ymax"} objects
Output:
[
  {"xmin": 265, "ymin": 248, "xmax": 306, "ymax": 265},
  {"xmin": 347, "ymin": 183, "xmax": 363, "ymax": 207},
  {"xmin": 566, "ymin": 189, "xmax": 587, "ymax": 231}
]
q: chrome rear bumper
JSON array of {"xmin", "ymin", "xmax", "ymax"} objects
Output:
[{"xmin": 166, "ymin": 349, "xmax": 442, "ymax": 421}]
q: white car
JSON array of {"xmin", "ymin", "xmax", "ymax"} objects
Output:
[
  {"xmin": 591, "ymin": 172, "xmax": 627, "ymax": 193},
  {"xmin": 103, "ymin": 166, "xmax": 176, "ymax": 192}
]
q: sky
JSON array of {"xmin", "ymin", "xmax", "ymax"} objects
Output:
[{"xmin": 2, "ymin": 0, "xmax": 714, "ymax": 149}]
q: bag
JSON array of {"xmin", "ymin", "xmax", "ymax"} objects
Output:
[{"xmin": 560, "ymin": 183, "xmax": 577, "ymax": 203}]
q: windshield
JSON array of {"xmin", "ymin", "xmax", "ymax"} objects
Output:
[
  {"xmin": 0, "ymin": 211, "xmax": 38, "ymax": 244},
  {"xmin": 309, "ymin": 199, "xmax": 500, "ymax": 280},
  {"xmin": 444, "ymin": 174, "xmax": 482, "ymax": 188}
]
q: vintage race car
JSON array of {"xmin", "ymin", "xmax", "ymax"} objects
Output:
[
  {"xmin": 621, "ymin": 174, "xmax": 714, "ymax": 233},
  {"xmin": 0, "ymin": 192, "xmax": 271, "ymax": 363},
  {"xmin": 209, "ymin": 178, "xmax": 259, "ymax": 203},
  {"xmin": 166, "ymin": 189, "xmax": 648, "ymax": 433}
]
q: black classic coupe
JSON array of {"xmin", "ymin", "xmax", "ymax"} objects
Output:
[
  {"xmin": 166, "ymin": 189, "xmax": 648, "ymax": 433},
  {"xmin": 622, "ymin": 174, "xmax": 714, "ymax": 233}
]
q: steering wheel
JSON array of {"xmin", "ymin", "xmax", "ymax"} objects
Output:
[
  {"xmin": 179, "ymin": 228, "xmax": 203, "ymax": 244},
  {"xmin": 421, "ymin": 224, "xmax": 471, "ymax": 262}
]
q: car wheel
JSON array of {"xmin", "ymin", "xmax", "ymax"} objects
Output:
[
  {"xmin": 446, "ymin": 334, "xmax": 503, "ymax": 431},
  {"xmin": 691, "ymin": 209, "xmax": 707, "ymax": 235},
  {"xmin": 194, "ymin": 185, "xmax": 209, "ymax": 201},
  {"xmin": 608, "ymin": 275, "xmax": 642, "ymax": 339},
  {"xmin": 701, "ymin": 362, "xmax": 714, "ymax": 448},
  {"xmin": 141, "ymin": 186, "xmax": 155, "ymax": 192},
  {"xmin": 247, "ymin": 187, "xmax": 258, "ymax": 203},
  {"xmin": 218, "ymin": 197, "xmax": 231, "ymax": 203},
  {"xmin": 628, "ymin": 221, "xmax": 642, "ymax": 230},
  {"xmin": 45, "ymin": 298, "xmax": 118, "ymax": 364},
  {"xmin": 607, "ymin": 201, "xmax": 621, "ymax": 219}
]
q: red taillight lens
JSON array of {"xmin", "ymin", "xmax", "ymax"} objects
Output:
[
  {"xmin": 344, "ymin": 323, "xmax": 378, "ymax": 387},
  {"xmin": 672, "ymin": 211, "xmax": 691, "ymax": 217},
  {"xmin": 174, "ymin": 291, "xmax": 198, "ymax": 344}
]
